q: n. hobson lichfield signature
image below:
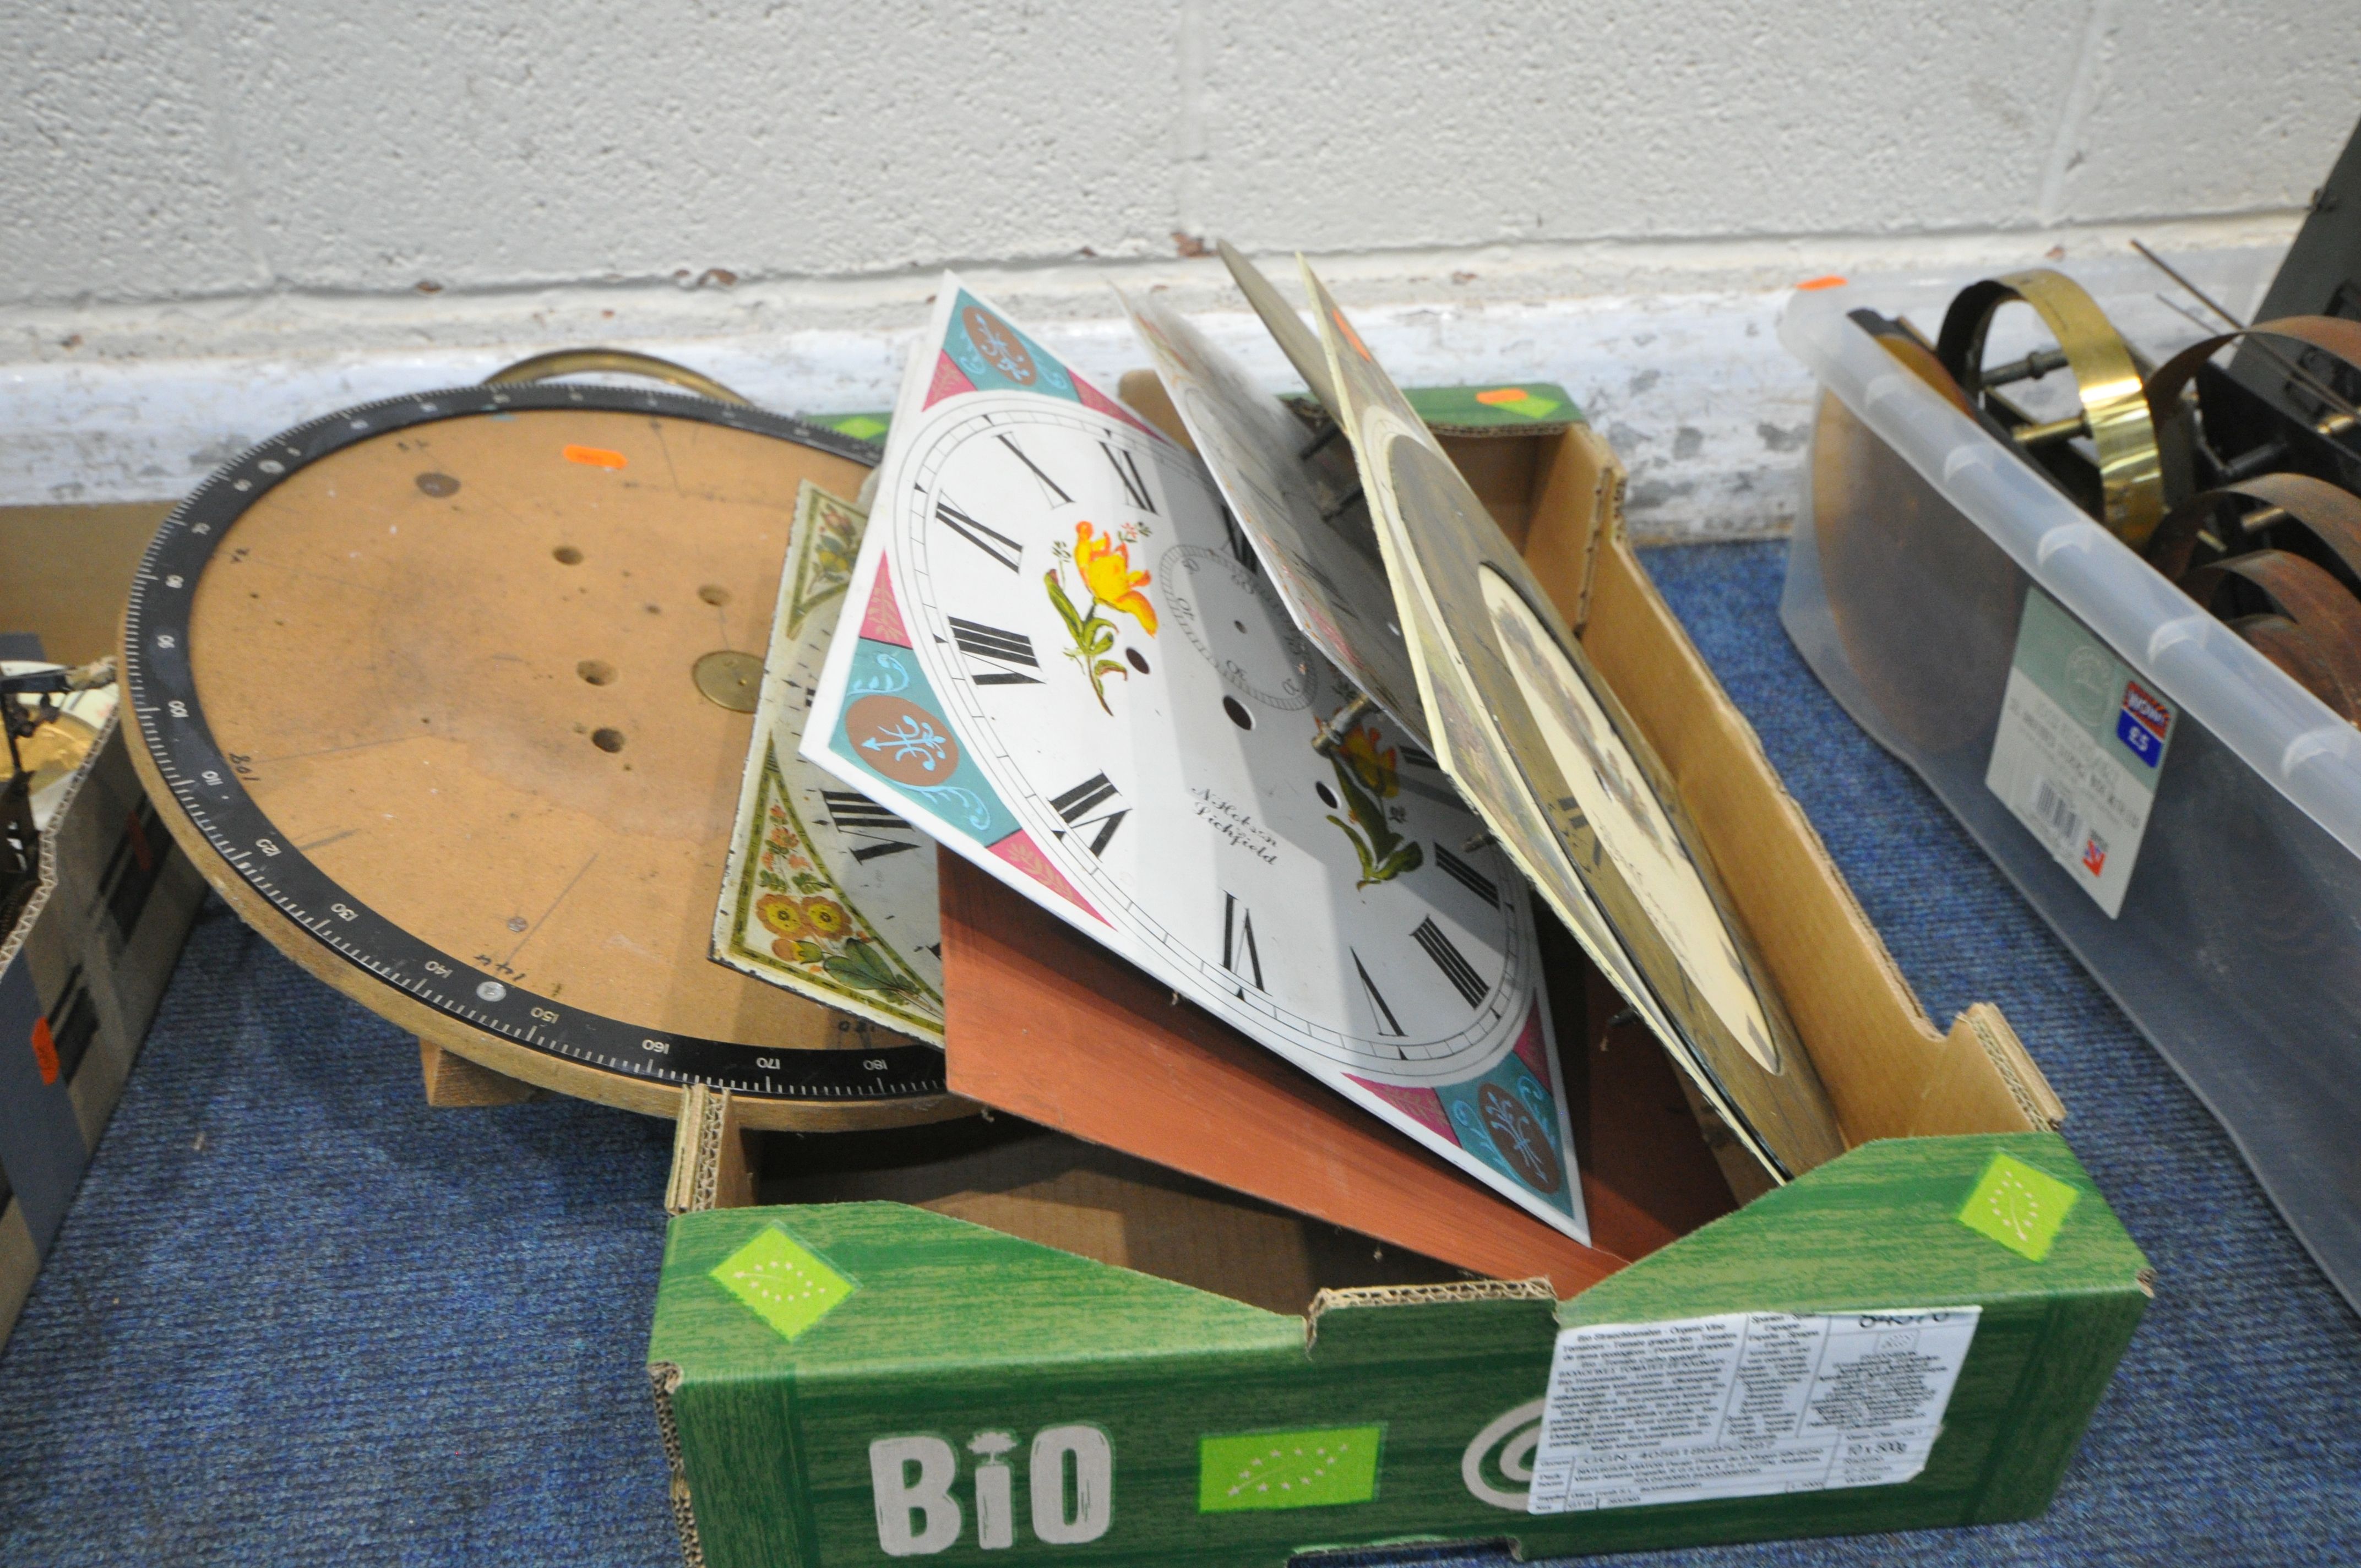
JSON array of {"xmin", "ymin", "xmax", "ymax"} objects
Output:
[{"xmin": 1190, "ymin": 787, "xmax": 1279, "ymax": 865}]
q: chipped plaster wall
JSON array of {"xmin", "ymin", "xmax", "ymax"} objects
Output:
[{"xmin": 2, "ymin": 1, "xmax": 2355, "ymax": 533}]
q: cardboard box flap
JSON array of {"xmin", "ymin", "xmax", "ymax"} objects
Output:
[{"xmin": 1501, "ymin": 426, "xmax": 2066, "ymax": 1146}]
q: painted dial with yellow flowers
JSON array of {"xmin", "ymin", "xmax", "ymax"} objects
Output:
[{"xmin": 806, "ymin": 279, "xmax": 1587, "ymax": 1238}]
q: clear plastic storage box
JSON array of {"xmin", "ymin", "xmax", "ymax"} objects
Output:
[{"xmin": 1777, "ymin": 253, "xmax": 2361, "ymax": 1311}]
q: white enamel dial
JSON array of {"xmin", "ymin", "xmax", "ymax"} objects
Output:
[{"xmin": 895, "ymin": 396, "xmax": 1530, "ymax": 1082}]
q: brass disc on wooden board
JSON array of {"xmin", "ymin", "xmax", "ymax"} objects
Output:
[{"xmin": 121, "ymin": 382, "xmax": 965, "ymax": 1129}]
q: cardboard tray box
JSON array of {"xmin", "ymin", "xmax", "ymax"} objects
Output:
[
  {"xmin": 645, "ymin": 395, "xmax": 2146, "ymax": 1565},
  {"xmin": 0, "ymin": 502, "xmax": 208, "ymax": 1346}
]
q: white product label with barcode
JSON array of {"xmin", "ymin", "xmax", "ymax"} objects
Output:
[
  {"xmin": 1984, "ymin": 588, "xmax": 2174, "ymax": 918},
  {"xmin": 1525, "ymin": 1306, "xmax": 1980, "ymax": 1515}
]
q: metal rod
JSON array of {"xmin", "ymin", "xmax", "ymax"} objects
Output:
[
  {"xmin": 1982, "ymin": 347, "xmax": 2072, "ymax": 388},
  {"xmin": 2157, "ymin": 293, "xmax": 2361, "ymax": 441},
  {"xmin": 2222, "ymin": 438, "xmax": 2289, "ymax": 482},
  {"xmin": 1310, "ymin": 693, "xmax": 1376, "ymax": 758},
  {"xmin": 1319, "ymin": 483, "xmax": 1364, "ymax": 522},
  {"xmin": 2131, "ymin": 238, "xmax": 2250, "ymax": 331},
  {"xmin": 2154, "ymin": 293, "xmax": 2224, "ymax": 337},
  {"xmin": 2012, "ymin": 411, "xmax": 2090, "ymax": 447},
  {"xmin": 2135, "ymin": 240, "xmax": 2361, "ymax": 426}
]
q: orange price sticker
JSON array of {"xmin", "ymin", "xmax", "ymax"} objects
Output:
[
  {"xmin": 1475, "ymin": 387, "xmax": 1531, "ymax": 406},
  {"xmin": 563, "ymin": 445, "xmax": 629, "ymax": 470},
  {"xmin": 1795, "ymin": 275, "xmax": 1848, "ymax": 292}
]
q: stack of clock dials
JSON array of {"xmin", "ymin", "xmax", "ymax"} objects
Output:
[
  {"xmin": 121, "ymin": 246, "xmax": 1849, "ymax": 1266},
  {"xmin": 706, "ymin": 247, "xmax": 1848, "ymax": 1249}
]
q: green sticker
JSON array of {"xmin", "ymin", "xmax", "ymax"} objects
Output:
[
  {"xmin": 1957, "ymin": 1152, "xmax": 2081, "ymax": 1262},
  {"xmin": 710, "ymin": 1226, "xmax": 857, "ymax": 1341},
  {"xmin": 1197, "ymin": 1425, "xmax": 1384, "ymax": 1512},
  {"xmin": 824, "ymin": 412, "xmax": 890, "ymax": 441}
]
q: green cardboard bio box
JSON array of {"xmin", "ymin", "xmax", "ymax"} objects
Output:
[{"xmin": 647, "ymin": 389, "xmax": 2147, "ymax": 1566}]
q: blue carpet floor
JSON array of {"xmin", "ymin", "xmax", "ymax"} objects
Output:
[{"xmin": 3, "ymin": 540, "xmax": 2356, "ymax": 1565}]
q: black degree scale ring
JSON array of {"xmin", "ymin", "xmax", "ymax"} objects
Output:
[{"xmin": 122, "ymin": 382, "xmax": 949, "ymax": 1108}]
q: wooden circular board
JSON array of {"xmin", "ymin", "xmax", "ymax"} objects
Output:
[{"xmin": 122, "ymin": 382, "xmax": 964, "ymax": 1129}]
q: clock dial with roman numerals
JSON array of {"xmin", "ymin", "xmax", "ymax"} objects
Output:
[
  {"xmin": 805, "ymin": 279, "xmax": 1587, "ymax": 1240},
  {"xmin": 1117, "ymin": 285, "xmax": 1427, "ymax": 742},
  {"xmin": 715, "ymin": 482, "xmax": 946, "ymax": 1043}
]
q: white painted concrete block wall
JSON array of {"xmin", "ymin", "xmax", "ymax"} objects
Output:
[{"xmin": 3, "ymin": 1, "xmax": 2357, "ymax": 531}]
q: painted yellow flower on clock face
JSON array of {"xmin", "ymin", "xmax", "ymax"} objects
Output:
[
  {"xmin": 1047, "ymin": 520, "xmax": 1160, "ymax": 713},
  {"xmin": 1072, "ymin": 522, "xmax": 1157, "ymax": 635},
  {"xmin": 1324, "ymin": 720, "xmax": 1421, "ymax": 888},
  {"xmin": 1337, "ymin": 725, "xmax": 1401, "ymax": 798}
]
